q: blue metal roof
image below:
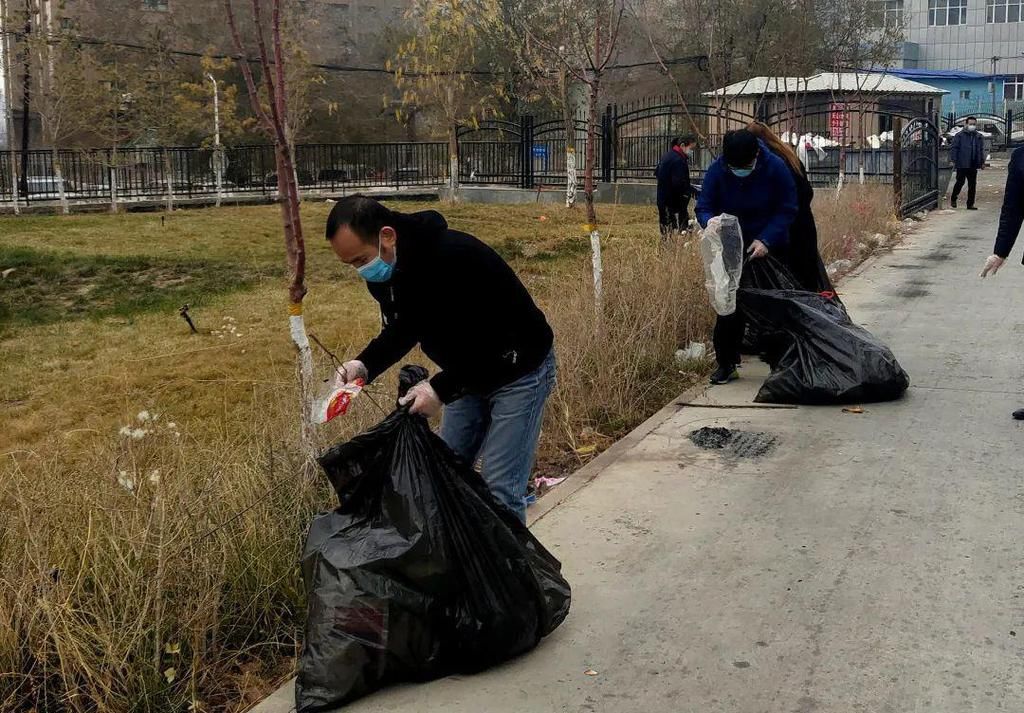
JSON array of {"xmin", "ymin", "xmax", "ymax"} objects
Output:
[{"xmin": 879, "ymin": 68, "xmax": 990, "ymax": 81}]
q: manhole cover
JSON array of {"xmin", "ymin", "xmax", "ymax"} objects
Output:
[{"xmin": 689, "ymin": 427, "xmax": 777, "ymax": 458}]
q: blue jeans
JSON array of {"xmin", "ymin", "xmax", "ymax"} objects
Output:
[{"xmin": 440, "ymin": 349, "xmax": 556, "ymax": 523}]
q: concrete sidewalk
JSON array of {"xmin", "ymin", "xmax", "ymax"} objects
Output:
[{"xmin": 256, "ymin": 178, "xmax": 1024, "ymax": 713}]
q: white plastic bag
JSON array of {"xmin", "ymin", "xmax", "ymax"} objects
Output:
[{"xmin": 700, "ymin": 214, "xmax": 745, "ymax": 316}]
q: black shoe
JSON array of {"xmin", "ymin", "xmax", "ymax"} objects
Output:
[
  {"xmin": 1013, "ymin": 409, "xmax": 1024, "ymax": 421},
  {"xmin": 709, "ymin": 364, "xmax": 739, "ymax": 385},
  {"xmin": 950, "ymin": 197, "xmax": 957, "ymax": 208},
  {"xmin": 967, "ymin": 205, "xmax": 978, "ymax": 210}
]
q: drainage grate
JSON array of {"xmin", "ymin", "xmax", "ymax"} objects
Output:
[{"xmin": 689, "ymin": 427, "xmax": 778, "ymax": 458}]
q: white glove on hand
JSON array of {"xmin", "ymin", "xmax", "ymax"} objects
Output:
[
  {"xmin": 340, "ymin": 360, "xmax": 368, "ymax": 384},
  {"xmin": 747, "ymin": 239, "xmax": 769, "ymax": 259},
  {"xmin": 398, "ymin": 380, "xmax": 442, "ymax": 418},
  {"xmin": 980, "ymin": 255, "xmax": 1005, "ymax": 278}
]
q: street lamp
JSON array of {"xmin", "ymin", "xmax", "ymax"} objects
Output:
[{"xmin": 207, "ymin": 73, "xmax": 223, "ymax": 207}]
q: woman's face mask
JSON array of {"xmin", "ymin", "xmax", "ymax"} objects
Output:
[{"xmin": 729, "ymin": 159, "xmax": 757, "ymax": 178}]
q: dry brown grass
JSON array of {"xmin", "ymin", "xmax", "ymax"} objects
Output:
[
  {"xmin": 814, "ymin": 183, "xmax": 902, "ymax": 267},
  {"xmin": 0, "ymin": 189, "xmax": 897, "ymax": 712}
]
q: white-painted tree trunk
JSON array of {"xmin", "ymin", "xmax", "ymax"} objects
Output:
[
  {"xmin": 164, "ymin": 151, "xmax": 175, "ymax": 213},
  {"xmin": 290, "ymin": 310, "xmax": 316, "ymax": 461},
  {"xmin": 565, "ymin": 148, "xmax": 577, "ymax": 208},
  {"xmin": 590, "ymin": 228, "xmax": 603, "ymax": 313},
  {"xmin": 53, "ymin": 151, "xmax": 68, "ymax": 214},
  {"xmin": 109, "ymin": 146, "xmax": 119, "ymax": 213}
]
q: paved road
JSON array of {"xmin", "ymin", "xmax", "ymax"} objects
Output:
[{"xmin": 258, "ymin": 171, "xmax": 1024, "ymax": 713}]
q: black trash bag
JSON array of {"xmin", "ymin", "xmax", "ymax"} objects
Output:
[
  {"xmin": 740, "ymin": 257, "xmax": 805, "ymax": 357},
  {"xmin": 295, "ymin": 370, "xmax": 571, "ymax": 712},
  {"xmin": 737, "ymin": 287, "xmax": 909, "ymax": 405}
]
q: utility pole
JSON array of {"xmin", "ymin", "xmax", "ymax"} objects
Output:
[
  {"xmin": 991, "ymin": 56, "xmax": 1001, "ymax": 117},
  {"xmin": 207, "ymin": 72, "xmax": 223, "ymax": 207}
]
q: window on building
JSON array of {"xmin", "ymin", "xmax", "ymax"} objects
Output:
[
  {"xmin": 960, "ymin": 89, "xmax": 971, "ymax": 99},
  {"xmin": 876, "ymin": 0, "xmax": 905, "ymax": 25},
  {"xmin": 986, "ymin": 0, "xmax": 1023, "ymax": 22},
  {"xmin": 929, "ymin": 0, "xmax": 968, "ymax": 25},
  {"xmin": 1005, "ymin": 75, "xmax": 1024, "ymax": 101},
  {"xmin": 142, "ymin": 0, "xmax": 169, "ymax": 10}
]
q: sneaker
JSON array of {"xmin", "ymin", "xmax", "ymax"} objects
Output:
[
  {"xmin": 950, "ymin": 197, "xmax": 957, "ymax": 208},
  {"xmin": 709, "ymin": 364, "xmax": 739, "ymax": 385},
  {"xmin": 1013, "ymin": 409, "xmax": 1024, "ymax": 421},
  {"xmin": 967, "ymin": 205, "xmax": 978, "ymax": 211}
]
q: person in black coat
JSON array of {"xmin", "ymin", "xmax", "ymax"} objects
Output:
[
  {"xmin": 949, "ymin": 116, "xmax": 987, "ymax": 209},
  {"xmin": 980, "ymin": 146, "xmax": 1024, "ymax": 418},
  {"xmin": 747, "ymin": 122, "xmax": 832, "ymax": 292},
  {"xmin": 325, "ymin": 196, "xmax": 556, "ymax": 522},
  {"xmin": 654, "ymin": 136, "xmax": 696, "ymax": 237}
]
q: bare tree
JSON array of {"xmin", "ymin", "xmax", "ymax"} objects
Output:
[
  {"xmin": 389, "ymin": 0, "xmax": 508, "ymax": 199},
  {"xmin": 224, "ymin": 0, "xmax": 315, "ymax": 459},
  {"xmin": 503, "ymin": 0, "xmax": 585, "ymax": 207},
  {"xmin": 512, "ymin": 0, "xmax": 625, "ymax": 308}
]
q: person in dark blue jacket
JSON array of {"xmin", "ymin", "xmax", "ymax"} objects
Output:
[
  {"xmin": 654, "ymin": 136, "xmax": 696, "ymax": 237},
  {"xmin": 949, "ymin": 116, "xmax": 987, "ymax": 209},
  {"xmin": 697, "ymin": 129, "xmax": 798, "ymax": 385}
]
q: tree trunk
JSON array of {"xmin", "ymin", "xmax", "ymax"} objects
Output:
[
  {"xmin": 560, "ymin": 68, "xmax": 577, "ymax": 208},
  {"xmin": 163, "ymin": 149, "xmax": 174, "ymax": 213},
  {"xmin": 0, "ymin": 0, "xmax": 20, "ymax": 213},
  {"xmin": 584, "ymin": 78, "xmax": 602, "ymax": 312},
  {"xmin": 447, "ymin": 123, "xmax": 459, "ymax": 199},
  {"xmin": 17, "ymin": 0, "xmax": 29, "ymax": 200},
  {"xmin": 275, "ymin": 143, "xmax": 315, "ymax": 460},
  {"xmin": 109, "ymin": 145, "xmax": 119, "ymax": 213},
  {"xmin": 51, "ymin": 145, "xmax": 67, "ymax": 214}
]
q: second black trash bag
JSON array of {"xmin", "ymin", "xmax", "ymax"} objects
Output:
[
  {"xmin": 295, "ymin": 371, "xmax": 571, "ymax": 712},
  {"xmin": 738, "ymin": 287, "xmax": 909, "ymax": 405}
]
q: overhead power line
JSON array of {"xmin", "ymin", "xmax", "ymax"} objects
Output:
[{"xmin": 0, "ymin": 28, "xmax": 708, "ymax": 77}]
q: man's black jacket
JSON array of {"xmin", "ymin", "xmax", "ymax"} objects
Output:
[
  {"xmin": 356, "ymin": 210, "xmax": 553, "ymax": 403},
  {"xmin": 994, "ymin": 147, "xmax": 1024, "ymax": 261}
]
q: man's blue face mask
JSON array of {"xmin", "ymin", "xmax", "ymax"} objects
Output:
[{"xmin": 357, "ymin": 236, "xmax": 395, "ymax": 283}]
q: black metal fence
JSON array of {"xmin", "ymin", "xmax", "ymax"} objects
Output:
[
  {"xmin": 943, "ymin": 109, "xmax": 1023, "ymax": 149},
  {"xmin": 0, "ymin": 98, "xmax": 949, "ymax": 214},
  {"xmin": 0, "ymin": 142, "xmax": 448, "ymax": 204}
]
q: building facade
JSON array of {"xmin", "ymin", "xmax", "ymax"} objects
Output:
[{"xmin": 888, "ymin": 0, "xmax": 1024, "ymax": 113}]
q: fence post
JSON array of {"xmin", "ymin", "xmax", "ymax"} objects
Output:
[
  {"xmin": 931, "ymin": 111, "xmax": 940, "ymax": 200},
  {"xmin": 1006, "ymin": 109, "xmax": 1014, "ymax": 149},
  {"xmin": 601, "ymin": 104, "xmax": 613, "ymax": 183},
  {"xmin": 892, "ymin": 117, "xmax": 903, "ymax": 217}
]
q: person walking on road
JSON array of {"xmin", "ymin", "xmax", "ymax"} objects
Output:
[
  {"xmin": 949, "ymin": 116, "xmax": 986, "ymax": 210},
  {"xmin": 325, "ymin": 195, "xmax": 556, "ymax": 522},
  {"xmin": 696, "ymin": 129, "xmax": 798, "ymax": 385},
  {"xmin": 747, "ymin": 121, "xmax": 832, "ymax": 292},
  {"xmin": 980, "ymin": 146, "xmax": 1024, "ymax": 418},
  {"xmin": 655, "ymin": 136, "xmax": 696, "ymax": 237}
]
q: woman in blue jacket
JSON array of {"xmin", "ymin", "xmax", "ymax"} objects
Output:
[{"xmin": 697, "ymin": 129, "xmax": 798, "ymax": 385}]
